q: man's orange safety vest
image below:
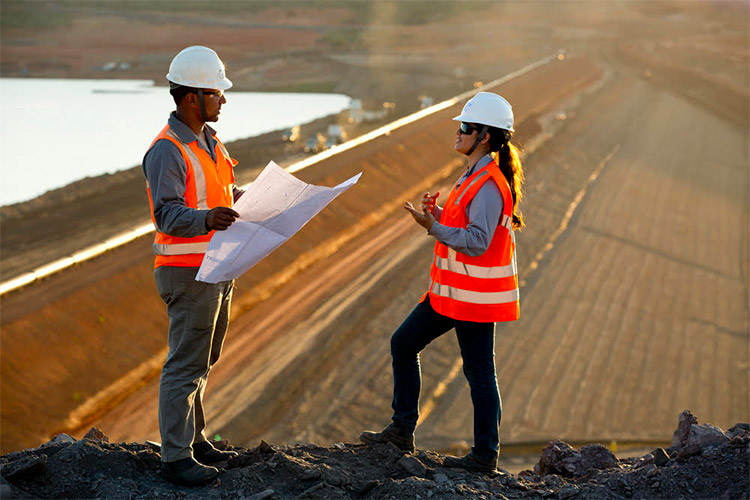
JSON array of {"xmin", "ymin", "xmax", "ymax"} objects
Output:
[
  {"xmin": 422, "ymin": 158, "xmax": 520, "ymax": 323},
  {"xmin": 146, "ymin": 124, "xmax": 236, "ymax": 268}
]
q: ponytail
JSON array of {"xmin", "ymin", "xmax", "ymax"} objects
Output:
[{"xmin": 489, "ymin": 128, "xmax": 525, "ymax": 229}]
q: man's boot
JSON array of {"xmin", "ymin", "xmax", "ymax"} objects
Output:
[
  {"xmin": 160, "ymin": 457, "xmax": 219, "ymax": 486},
  {"xmin": 443, "ymin": 450, "xmax": 498, "ymax": 474},
  {"xmin": 360, "ymin": 422, "xmax": 415, "ymax": 453},
  {"xmin": 193, "ymin": 441, "xmax": 239, "ymax": 465}
]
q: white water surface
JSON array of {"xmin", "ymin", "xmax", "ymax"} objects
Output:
[{"xmin": 0, "ymin": 78, "xmax": 351, "ymax": 206}]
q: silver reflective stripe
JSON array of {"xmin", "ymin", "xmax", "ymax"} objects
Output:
[
  {"xmin": 166, "ymin": 129, "xmax": 209, "ymax": 209},
  {"xmin": 153, "ymin": 242, "xmax": 209, "ymax": 255},
  {"xmin": 454, "ymin": 170, "xmax": 489, "ymax": 206},
  {"xmin": 216, "ymin": 140, "xmax": 231, "ymax": 161},
  {"xmin": 431, "ymin": 282, "xmax": 519, "ymax": 305},
  {"xmin": 435, "ymin": 256, "xmax": 516, "ymax": 279},
  {"xmin": 501, "ymin": 213, "xmax": 512, "ymax": 231}
]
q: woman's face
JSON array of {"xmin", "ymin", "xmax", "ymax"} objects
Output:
[{"xmin": 454, "ymin": 122, "xmax": 480, "ymax": 155}]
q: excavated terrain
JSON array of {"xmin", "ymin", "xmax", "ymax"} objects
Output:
[{"xmin": 1, "ymin": 412, "xmax": 748, "ymax": 499}]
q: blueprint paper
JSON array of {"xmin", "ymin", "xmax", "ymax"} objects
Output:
[{"xmin": 196, "ymin": 161, "xmax": 361, "ymax": 283}]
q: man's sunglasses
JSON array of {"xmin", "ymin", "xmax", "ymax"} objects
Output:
[
  {"xmin": 459, "ymin": 122, "xmax": 482, "ymax": 135},
  {"xmin": 192, "ymin": 89, "xmax": 224, "ymax": 98}
]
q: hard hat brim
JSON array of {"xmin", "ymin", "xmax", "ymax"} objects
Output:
[
  {"xmin": 452, "ymin": 113, "xmax": 514, "ymax": 132},
  {"xmin": 166, "ymin": 75, "xmax": 233, "ymax": 91}
]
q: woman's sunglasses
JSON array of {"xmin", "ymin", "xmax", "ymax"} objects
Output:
[{"xmin": 459, "ymin": 122, "xmax": 481, "ymax": 135}]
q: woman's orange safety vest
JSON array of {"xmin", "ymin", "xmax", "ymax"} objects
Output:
[
  {"xmin": 422, "ymin": 159, "xmax": 520, "ymax": 323},
  {"xmin": 146, "ymin": 124, "xmax": 236, "ymax": 268}
]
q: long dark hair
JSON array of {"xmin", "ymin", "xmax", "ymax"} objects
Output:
[{"xmin": 487, "ymin": 127, "xmax": 525, "ymax": 229}]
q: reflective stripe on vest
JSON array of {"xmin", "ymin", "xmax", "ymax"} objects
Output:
[
  {"xmin": 430, "ymin": 281, "xmax": 520, "ymax": 304},
  {"xmin": 153, "ymin": 242, "xmax": 209, "ymax": 256},
  {"xmin": 425, "ymin": 159, "xmax": 519, "ymax": 323},
  {"xmin": 433, "ymin": 253, "xmax": 515, "ymax": 279},
  {"xmin": 165, "ymin": 128, "xmax": 209, "ymax": 209}
]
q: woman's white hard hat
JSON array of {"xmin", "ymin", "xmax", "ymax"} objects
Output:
[
  {"xmin": 166, "ymin": 46, "xmax": 233, "ymax": 90},
  {"xmin": 453, "ymin": 91, "xmax": 514, "ymax": 131}
]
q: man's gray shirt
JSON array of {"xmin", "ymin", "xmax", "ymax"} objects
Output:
[
  {"xmin": 428, "ymin": 154, "xmax": 504, "ymax": 257},
  {"xmin": 142, "ymin": 112, "xmax": 220, "ymax": 238}
]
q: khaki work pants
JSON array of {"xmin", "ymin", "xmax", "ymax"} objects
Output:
[{"xmin": 154, "ymin": 266, "xmax": 234, "ymax": 462}]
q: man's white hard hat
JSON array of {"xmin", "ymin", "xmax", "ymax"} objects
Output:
[
  {"xmin": 453, "ymin": 92, "xmax": 514, "ymax": 131},
  {"xmin": 166, "ymin": 46, "xmax": 233, "ymax": 90}
]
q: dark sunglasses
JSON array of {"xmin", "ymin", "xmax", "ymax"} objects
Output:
[
  {"xmin": 191, "ymin": 89, "xmax": 224, "ymax": 98},
  {"xmin": 459, "ymin": 122, "xmax": 481, "ymax": 135}
]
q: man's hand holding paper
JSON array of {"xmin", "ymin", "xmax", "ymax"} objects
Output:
[{"xmin": 196, "ymin": 161, "xmax": 361, "ymax": 283}]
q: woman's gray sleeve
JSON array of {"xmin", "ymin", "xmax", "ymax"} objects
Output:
[{"xmin": 427, "ymin": 181, "xmax": 504, "ymax": 256}]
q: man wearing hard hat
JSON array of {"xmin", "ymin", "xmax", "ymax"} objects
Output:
[{"xmin": 142, "ymin": 46, "xmax": 243, "ymax": 487}]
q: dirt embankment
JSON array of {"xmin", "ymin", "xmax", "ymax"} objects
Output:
[
  {"xmin": 0, "ymin": 55, "xmax": 600, "ymax": 455},
  {"xmin": 1, "ymin": 0, "xmax": 747, "ymax": 476},
  {"xmin": 1, "ymin": 411, "xmax": 748, "ymax": 499}
]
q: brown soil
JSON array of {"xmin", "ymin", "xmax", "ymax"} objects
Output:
[{"xmin": 1, "ymin": 0, "xmax": 748, "ymax": 475}]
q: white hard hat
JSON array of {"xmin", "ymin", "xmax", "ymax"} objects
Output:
[
  {"xmin": 166, "ymin": 46, "xmax": 232, "ymax": 91},
  {"xmin": 453, "ymin": 92, "xmax": 514, "ymax": 131}
]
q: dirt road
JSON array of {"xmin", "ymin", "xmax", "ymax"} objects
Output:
[{"xmin": 1, "ymin": 1, "xmax": 747, "ymax": 457}]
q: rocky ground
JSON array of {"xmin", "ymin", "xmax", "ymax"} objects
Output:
[{"xmin": 1, "ymin": 411, "xmax": 747, "ymax": 499}]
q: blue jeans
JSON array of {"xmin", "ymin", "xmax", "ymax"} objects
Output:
[{"xmin": 390, "ymin": 297, "xmax": 501, "ymax": 461}]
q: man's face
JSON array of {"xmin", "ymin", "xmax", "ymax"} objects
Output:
[{"xmin": 200, "ymin": 89, "xmax": 226, "ymax": 122}]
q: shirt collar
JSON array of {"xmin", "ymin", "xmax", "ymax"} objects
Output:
[
  {"xmin": 168, "ymin": 111, "xmax": 217, "ymax": 145},
  {"xmin": 465, "ymin": 154, "xmax": 494, "ymax": 177}
]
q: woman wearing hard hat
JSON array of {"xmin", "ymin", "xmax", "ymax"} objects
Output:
[{"xmin": 360, "ymin": 92, "xmax": 525, "ymax": 474}]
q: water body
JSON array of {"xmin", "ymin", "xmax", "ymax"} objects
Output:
[{"xmin": 0, "ymin": 78, "xmax": 351, "ymax": 206}]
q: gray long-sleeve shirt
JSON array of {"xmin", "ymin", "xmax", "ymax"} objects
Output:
[
  {"xmin": 427, "ymin": 154, "xmax": 504, "ymax": 257},
  {"xmin": 142, "ymin": 112, "xmax": 222, "ymax": 238}
]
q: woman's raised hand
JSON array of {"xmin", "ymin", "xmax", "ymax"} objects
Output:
[
  {"xmin": 404, "ymin": 200, "xmax": 435, "ymax": 231},
  {"xmin": 420, "ymin": 191, "xmax": 440, "ymax": 213}
]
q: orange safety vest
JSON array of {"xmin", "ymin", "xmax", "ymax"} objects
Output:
[
  {"xmin": 145, "ymin": 124, "xmax": 237, "ymax": 268},
  {"xmin": 422, "ymin": 159, "xmax": 520, "ymax": 323}
]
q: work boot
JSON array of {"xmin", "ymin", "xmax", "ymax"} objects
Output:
[
  {"xmin": 160, "ymin": 457, "xmax": 218, "ymax": 487},
  {"xmin": 443, "ymin": 450, "xmax": 498, "ymax": 474},
  {"xmin": 360, "ymin": 422, "xmax": 415, "ymax": 453},
  {"xmin": 193, "ymin": 441, "xmax": 239, "ymax": 464}
]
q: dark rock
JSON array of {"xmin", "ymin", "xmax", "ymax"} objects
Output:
[
  {"xmin": 1, "ymin": 454, "xmax": 47, "ymax": 481},
  {"xmin": 247, "ymin": 489, "xmax": 274, "ymax": 500},
  {"xmin": 651, "ymin": 447, "xmax": 670, "ymax": 466},
  {"xmin": 300, "ymin": 469, "xmax": 321, "ymax": 481},
  {"xmin": 686, "ymin": 423, "xmax": 729, "ymax": 449},
  {"xmin": 359, "ymin": 479, "xmax": 380, "ymax": 494},
  {"xmin": 298, "ymin": 482, "xmax": 327, "ymax": 498},
  {"xmin": 579, "ymin": 444, "xmax": 619, "ymax": 471},
  {"xmin": 82, "ymin": 427, "xmax": 109, "ymax": 442},
  {"xmin": 727, "ymin": 423, "xmax": 750, "ymax": 438},
  {"xmin": 257, "ymin": 440, "xmax": 274, "ymax": 454},
  {"xmin": 671, "ymin": 410, "xmax": 698, "ymax": 448},
  {"xmin": 432, "ymin": 473, "xmax": 450, "ymax": 484},
  {"xmin": 536, "ymin": 440, "xmax": 618, "ymax": 478},
  {"xmin": 675, "ymin": 443, "xmax": 702, "ymax": 461},
  {"xmin": 558, "ymin": 483, "xmax": 580, "ymax": 499},
  {"xmin": 399, "ymin": 455, "xmax": 427, "ymax": 477},
  {"xmin": 42, "ymin": 434, "xmax": 76, "ymax": 448}
]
